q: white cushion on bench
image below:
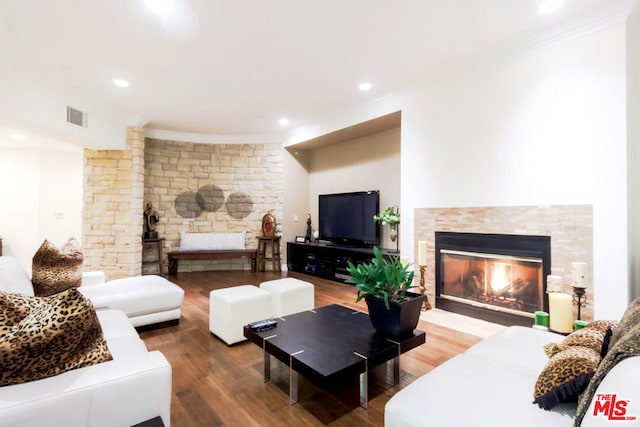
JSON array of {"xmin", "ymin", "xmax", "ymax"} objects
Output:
[{"xmin": 180, "ymin": 232, "xmax": 245, "ymax": 251}]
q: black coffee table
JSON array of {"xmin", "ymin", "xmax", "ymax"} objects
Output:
[{"xmin": 243, "ymin": 304, "xmax": 425, "ymax": 408}]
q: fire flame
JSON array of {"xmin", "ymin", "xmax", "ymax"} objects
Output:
[{"xmin": 490, "ymin": 263, "xmax": 510, "ymax": 292}]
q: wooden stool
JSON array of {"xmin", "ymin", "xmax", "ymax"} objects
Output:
[
  {"xmin": 142, "ymin": 238, "xmax": 164, "ymax": 275},
  {"xmin": 256, "ymin": 236, "xmax": 281, "ymax": 272}
]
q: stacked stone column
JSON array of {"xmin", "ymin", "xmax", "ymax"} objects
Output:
[{"xmin": 82, "ymin": 127, "xmax": 145, "ymax": 279}]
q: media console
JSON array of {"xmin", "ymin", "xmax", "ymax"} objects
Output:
[{"xmin": 286, "ymin": 242, "xmax": 396, "ymax": 283}]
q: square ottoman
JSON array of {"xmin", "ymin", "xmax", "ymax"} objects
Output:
[
  {"xmin": 209, "ymin": 285, "xmax": 271, "ymax": 345},
  {"xmin": 259, "ymin": 277, "xmax": 314, "ymax": 317}
]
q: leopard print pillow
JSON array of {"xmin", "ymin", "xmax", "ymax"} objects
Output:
[
  {"xmin": 0, "ymin": 291, "xmax": 43, "ymax": 331},
  {"xmin": 543, "ymin": 327, "xmax": 606, "ymax": 356},
  {"xmin": 533, "ymin": 346, "xmax": 600, "ymax": 410},
  {"xmin": 533, "ymin": 326, "xmax": 606, "ymax": 410},
  {"xmin": 32, "ymin": 238, "xmax": 83, "ymax": 296},
  {"xmin": 0, "ymin": 288, "xmax": 112, "ymax": 386}
]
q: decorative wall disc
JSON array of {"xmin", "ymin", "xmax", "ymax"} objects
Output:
[
  {"xmin": 197, "ymin": 185, "xmax": 225, "ymax": 212},
  {"xmin": 174, "ymin": 191, "xmax": 204, "ymax": 218},
  {"xmin": 226, "ymin": 192, "xmax": 253, "ymax": 219}
]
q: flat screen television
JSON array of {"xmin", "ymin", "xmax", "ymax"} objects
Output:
[{"xmin": 318, "ymin": 190, "xmax": 380, "ymax": 247}]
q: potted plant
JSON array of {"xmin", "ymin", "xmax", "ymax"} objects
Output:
[
  {"xmin": 374, "ymin": 206, "xmax": 400, "ymax": 252},
  {"xmin": 346, "ymin": 247, "xmax": 425, "ymax": 337}
]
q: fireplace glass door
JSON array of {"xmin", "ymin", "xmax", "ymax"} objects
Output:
[{"xmin": 440, "ymin": 249, "xmax": 544, "ymax": 318}]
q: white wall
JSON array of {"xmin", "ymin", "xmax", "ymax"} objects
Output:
[
  {"xmin": 285, "ymin": 23, "xmax": 630, "ymax": 319},
  {"xmin": 0, "ymin": 68, "xmax": 133, "ymax": 150},
  {"xmin": 308, "ymin": 128, "xmax": 401, "ymax": 249},
  {"xmin": 401, "ymin": 25, "xmax": 628, "ymax": 319},
  {"xmin": 628, "ymin": 2, "xmax": 640, "ymax": 300},
  {"xmin": 282, "ymin": 149, "xmax": 310, "ymax": 250},
  {"xmin": 0, "ymin": 144, "xmax": 83, "ymax": 273}
]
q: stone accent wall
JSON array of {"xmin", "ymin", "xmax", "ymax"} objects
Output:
[
  {"xmin": 415, "ymin": 205, "xmax": 594, "ymax": 321},
  {"xmin": 144, "ymin": 138, "xmax": 283, "ymax": 273},
  {"xmin": 82, "ymin": 127, "xmax": 145, "ymax": 279}
]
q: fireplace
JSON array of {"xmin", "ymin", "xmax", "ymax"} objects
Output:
[{"xmin": 435, "ymin": 232, "xmax": 551, "ymax": 327}]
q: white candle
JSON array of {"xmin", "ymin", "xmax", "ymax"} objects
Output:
[
  {"xmin": 418, "ymin": 241, "xmax": 427, "ymax": 266},
  {"xmin": 549, "ymin": 292, "xmax": 573, "ymax": 334},
  {"xmin": 546, "ymin": 275, "xmax": 562, "ymax": 293},
  {"xmin": 571, "ymin": 262, "xmax": 587, "ymax": 288}
]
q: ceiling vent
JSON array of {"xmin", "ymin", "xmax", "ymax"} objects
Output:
[{"xmin": 66, "ymin": 106, "xmax": 87, "ymax": 127}]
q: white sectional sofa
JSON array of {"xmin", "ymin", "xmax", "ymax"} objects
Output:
[
  {"xmin": 0, "ymin": 256, "xmax": 184, "ymax": 328},
  {"xmin": 385, "ymin": 325, "xmax": 640, "ymax": 427},
  {"xmin": 0, "ymin": 256, "xmax": 175, "ymax": 426},
  {"xmin": 0, "ymin": 308, "xmax": 172, "ymax": 427}
]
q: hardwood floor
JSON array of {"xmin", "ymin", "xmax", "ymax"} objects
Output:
[{"xmin": 139, "ymin": 271, "xmax": 481, "ymax": 427}]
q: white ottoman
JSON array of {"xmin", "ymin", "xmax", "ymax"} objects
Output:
[
  {"xmin": 259, "ymin": 278, "xmax": 314, "ymax": 317},
  {"xmin": 209, "ymin": 285, "xmax": 271, "ymax": 345}
]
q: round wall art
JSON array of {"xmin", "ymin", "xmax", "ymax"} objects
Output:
[
  {"xmin": 226, "ymin": 192, "xmax": 253, "ymax": 219},
  {"xmin": 197, "ymin": 185, "xmax": 225, "ymax": 212},
  {"xmin": 174, "ymin": 191, "xmax": 204, "ymax": 218}
]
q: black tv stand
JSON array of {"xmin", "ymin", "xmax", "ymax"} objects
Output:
[
  {"xmin": 286, "ymin": 242, "xmax": 395, "ymax": 283},
  {"xmin": 325, "ymin": 243, "xmax": 372, "ymax": 249}
]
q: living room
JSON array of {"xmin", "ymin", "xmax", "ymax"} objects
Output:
[
  {"xmin": 0, "ymin": 1, "xmax": 639, "ymax": 426},
  {"xmin": 2, "ymin": 1, "xmax": 639, "ymax": 317}
]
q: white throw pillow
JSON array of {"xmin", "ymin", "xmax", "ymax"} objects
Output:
[
  {"xmin": 180, "ymin": 232, "xmax": 245, "ymax": 251},
  {"xmin": 0, "ymin": 256, "xmax": 35, "ymax": 296}
]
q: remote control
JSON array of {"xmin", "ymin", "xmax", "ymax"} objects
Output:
[{"xmin": 248, "ymin": 319, "xmax": 277, "ymax": 332}]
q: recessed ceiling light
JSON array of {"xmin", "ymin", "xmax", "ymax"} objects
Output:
[
  {"xmin": 10, "ymin": 134, "xmax": 26, "ymax": 141},
  {"xmin": 539, "ymin": 0, "xmax": 564, "ymax": 14},
  {"xmin": 113, "ymin": 78, "xmax": 130, "ymax": 88},
  {"xmin": 145, "ymin": 0, "xmax": 175, "ymax": 17},
  {"xmin": 358, "ymin": 82, "xmax": 372, "ymax": 91},
  {"xmin": 279, "ymin": 118, "xmax": 290, "ymax": 126}
]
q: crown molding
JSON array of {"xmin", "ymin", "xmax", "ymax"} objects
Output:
[
  {"xmin": 403, "ymin": 0, "xmax": 637, "ymax": 94},
  {"xmin": 144, "ymin": 128, "xmax": 283, "ymax": 145},
  {"xmin": 520, "ymin": 0, "xmax": 636, "ymax": 54}
]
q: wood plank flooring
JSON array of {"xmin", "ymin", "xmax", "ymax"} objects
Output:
[{"xmin": 139, "ymin": 271, "xmax": 481, "ymax": 427}]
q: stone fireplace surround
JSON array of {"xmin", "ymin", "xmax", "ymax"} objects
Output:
[{"xmin": 414, "ymin": 205, "xmax": 593, "ymax": 323}]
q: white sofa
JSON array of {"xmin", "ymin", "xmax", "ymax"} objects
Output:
[
  {"xmin": 0, "ymin": 256, "xmax": 174, "ymax": 426},
  {"xmin": 0, "ymin": 308, "xmax": 172, "ymax": 427},
  {"xmin": 385, "ymin": 325, "xmax": 640, "ymax": 427},
  {"xmin": 0, "ymin": 256, "xmax": 184, "ymax": 328},
  {"xmin": 79, "ymin": 272, "xmax": 184, "ymax": 328}
]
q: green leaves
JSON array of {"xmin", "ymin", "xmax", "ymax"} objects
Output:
[
  {"xmin": 345, "ymin": 246, "xmax": 416, "ymax": 310},
  {"xmin": 373, "ymin": 206, "xmax": 400, "ymax": 226}
]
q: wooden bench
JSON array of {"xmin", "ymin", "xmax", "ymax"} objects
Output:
[{"xmin": 167, "ymin": 249, "xmax": 257, "ymax": 275}]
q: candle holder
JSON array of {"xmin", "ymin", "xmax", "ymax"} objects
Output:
[
  {"xmin": 419, "ymin": 265, "xmax": 432, "ymax": 311},
  {"xmin": 570, "ymin": 261, "xmax": 588, "ymax": 321},
  {"xmin": 571, "ymin": 285, "xmax": 588, "ymax": 321}
]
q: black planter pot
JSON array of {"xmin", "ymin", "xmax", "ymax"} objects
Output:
[{"xmin": 364, "ymin": 291, "xmax": 425, "ymax": 337}]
